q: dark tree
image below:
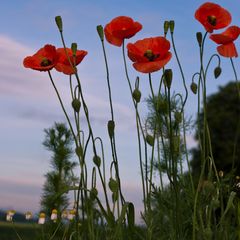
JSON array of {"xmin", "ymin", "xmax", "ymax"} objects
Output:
[
  {"xmin": 41, "ymin": 122, "xmax": 77, "ymax": 217},
  {"xmin": 191, "ymin": 82, "xmax": 240, "ymax": 177}
]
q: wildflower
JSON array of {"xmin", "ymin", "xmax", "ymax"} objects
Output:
[
  {"xmin": 38, "ymin": 212, "xmax": 46, "ymax": 224},
  {"xmin": 23, "ymin": 45, "xmax": 58, "ymax": 71},
  {"xmin": 127, "ymin": 37, "xmax": 172, "ymax": 73},
  {"xmin": 195, "ymin": 2, "xmax": 231, "ymax": 33},
  {"xmin": 104, "ymin": 16, "xmax": 142, "ymax": 47},
  {"xmin": 210, "ymin": 26, "xmax": 240, "ymax": 57},
  {"xmin": 6, "ymin": 210, "xmax": 15, "ymax": 222},
  {"xmin": 51, "ymin": 209, "xmax": 58, "ymax": 222},
  {"xmin": 55, "ymin": 48, "xmax": 88, "ymax": 75},
  {"xmin": 25, "ymin": 211, "xmax": 32, "ymax": 220},
  {"xmin": 67, "ymin": 209, "xmax": 76, "ymax": 220}
]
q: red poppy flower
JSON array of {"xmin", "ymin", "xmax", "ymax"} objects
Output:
[
  {"xmin": 210, "ymin": 26, "xmax": 240, "ymax": 57},
  {"xmin": 195, "ymin": 2, "xmax": 231, "ymax": 33},
  {"xmin": 23, "ymin": 44, "xmax": 58, "ymax": 71},
  {"xmin": 127, "ymin": 37, "xmax": 172, "ymax": 73},
  {"xmin": 104, "ymin": 16, "xmax": 142, "ymax": 47},
  {"xmin": 55, "ymin": 48, "xmax": 88, "ymax": 75}
]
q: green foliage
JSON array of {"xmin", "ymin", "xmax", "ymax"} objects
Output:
[{"xmin": 41, "ymin": 122, "xmax": 77, "ymax": 217}]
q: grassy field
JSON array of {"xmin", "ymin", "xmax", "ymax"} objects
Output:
[{"xmin": 0, "ymin": 221, "xmax": 40, "ymax": 240}]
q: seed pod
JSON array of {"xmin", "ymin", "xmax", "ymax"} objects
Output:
[
  {"xmin": 190, "ymin": 82, "xmax": 198, "ymax": 94},
  {"xmin": 132, "ymin": 89, "xmax": 141, "ymax": 103},
  {"xmin": 214, "ymin": 66, "xmax": 222, "ymax": 79},
  {"xmin": 72, "ymin": 99, "xmax": 81, "ymax": 112}
]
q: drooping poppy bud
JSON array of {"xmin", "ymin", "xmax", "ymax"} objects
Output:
[
  {"xmin": 97, "ymin": 25, "xmax": 104, "ymax": 41},
  {"xmin": 93, "ymin": 155, "xmax": 101, "ymax": 167},
  {"xmin": 55, "ymin": 16, "xmax": 63, "ymax": 32},
  {"xmin": 108, "ymin": 120, "xmax": 115, "ymax": 139},
  {"xmin": 164, "ymin": 69, "xmax": 173, "ymax": 89},
  {"xmin": 214, "ymin": 66, "xmax": 222, "ymax": 78},
  {"xmin": 109, "ymin": 178, "xmax": 118, "ymax": 193},
  {"xmin": 190, "ymin": 82, "xmax": 198, "ymax": 94},
  {"xmin": 174, "ymin": 111, "xmax": 182, "ymax": 124},
  {"xmin": 72, "ymin": 98, "xmax": 81, "ymax": 112},
  {"xmin": 90, "ymin": 188, "xmax": 98, "ymax": 200},
  {"xmin": 132, "ymin": 89, "xmax": 141, "ymax": 103},
  {"xmin": 146, "ymin": 134, "xmax": 154, "ymax": 147}
]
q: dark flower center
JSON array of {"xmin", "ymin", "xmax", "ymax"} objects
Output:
[
  {"xmin": 144, "ymin": 49, "xmax": 160, "ymax": 61},
  {"xmin": 40, "ymin": 58, "xmax": 52, "ymax": 67},
  {"xmin": 207, "ymin": 15, "xmax": 217, "ymax": 26}
]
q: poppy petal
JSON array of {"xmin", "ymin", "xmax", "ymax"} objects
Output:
[{"xmin": 217, "ymin": 42, "xmax": 238, "ymax": 58}]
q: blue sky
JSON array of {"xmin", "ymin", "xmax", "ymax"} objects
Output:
[{"xmin": 0, "ymin": 0, "xmax": 239, "ymax": 220}]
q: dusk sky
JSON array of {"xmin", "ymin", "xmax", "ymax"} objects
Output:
[{"xmin": 0, "ymin": 0, "xmax": 239, "ymax": 220}]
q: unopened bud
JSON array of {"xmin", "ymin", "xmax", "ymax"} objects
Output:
[
  {"xmin": 97, "ymin": 25, "xmax": 104, "ymax": 41},
  {"xmin": 107, "ymin": 120, "xmax": 115, "ymax": 139},
  {"xmin": 164, "ymin": 69, "xmax": 173, "ymax": 89},
  {"xmin": 164, "ymin": 21, "xmax": 169, "ymax": 35},
  {"xmin": 196, "ymin": 32, "xmax": 202, "ymax": 47},
  {"xmin": 90, "ymin": 188, "xmax": 98, "ymax": 200},
  {"xmin": 169, "ymin": 20, "xmax": 175, "ymax": 33},
  {"xmin": 71, "ymin": 43, "xmax": 77, "ymax": 56},
  {"xmin": 132, "ymin": 89, "xmax": 141, "ymax": 103},
  {"xmin": 190, "ymin": 82, "xmax": 198, "ymax": 94},
  {"xmin": 214, "ymin": 66, "xmax": 221, "ymax": 79},
  {"xmin": 55, "ymin": 16, "xmax": 63, "ymax": 32},
  {"xmin": 72, "ymin": 99, "xmax": 81, "ymax": 112}
]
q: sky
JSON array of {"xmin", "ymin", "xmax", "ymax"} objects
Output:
[{"xmin": 0, "ymin": 0, "xmax": 239, "ymax": 221}]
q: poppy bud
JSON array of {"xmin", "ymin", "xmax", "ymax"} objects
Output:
[
  {"xmin": 55, "ymin": 16, "xmax": 63, "ymax": 32},
  {"xmin": 71, "ymin": 43, "xmax": 77, "ymax": 56},
  {"xmin": 164, "ymin": 69, "xmax": 173, "ymax": 89},
  {"xmin": 75, "ymin": 145, "xmax": 83, "ymax": 158},
  {"xmin": 72, "ymin": 98, "xmax": 81, "ymax": 112},
  {"xmin": 146, "ymin": 134, "xmax": 154, "ymax": 147},
  {"xmin": 214, "ymin": 66, "xmax": 222, "ymax": 79},
  {"xmin": 173, "ymin": 136, "xmax": 180, "ymax": 154},
  {"xmin": 174, "ymin": 111, "xmax": 182, "ymax": 124},
  {"xmin": 93, "ymin": 155, "xmax": 101, "ymax": 167},
  {"xmin": 164, "ymin": 21, "xmax": 169, "ymax": 35},
  {"xmin": 107, "ymin": 120, "xmax": 115, "ymax": 139},
  {"xmin": 196, "ymin": 32, "xmax": 202, "ymax": 47},
  {"xmin": 90, "ymin": 188, "xmax": 98, "ymax": 200},
  {"xmin": 96, "ymin": 25, "xmax": 104, "ymax": 41},
  {"xmin": 109, "ymin": 178, "xmax": 118, "ymax": 193},
  {"xmin": 132, "ymin": 89, "xmax": 141, "ymax": 103},
  {"xmin": 190, "ymin": 82, "xmax": 198, "ymax": 94},
  {"xmin": 169, "ymin": 20, "xmax": 175, "ymax": 33}
]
